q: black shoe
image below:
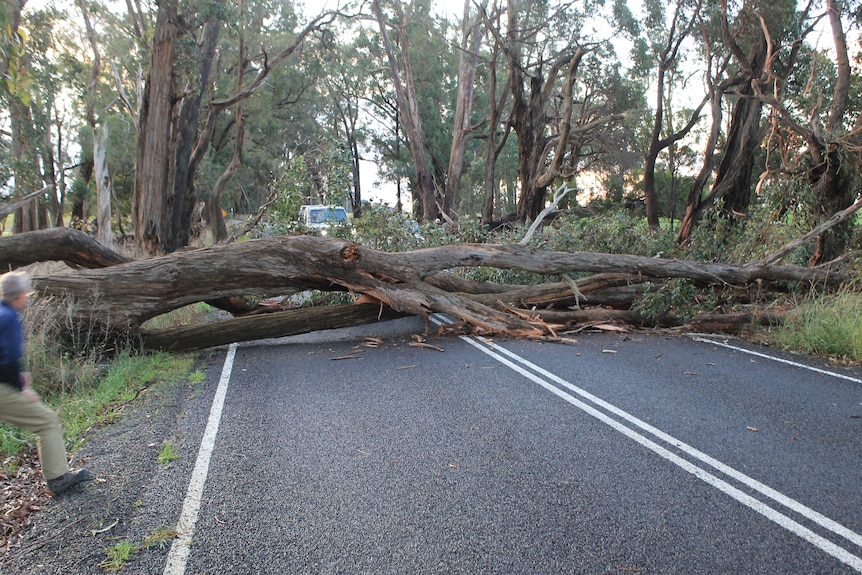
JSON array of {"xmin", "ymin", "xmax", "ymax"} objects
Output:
[{"xmin": 46, "ymin": 468, "xmax": 90, "ymax": 495}]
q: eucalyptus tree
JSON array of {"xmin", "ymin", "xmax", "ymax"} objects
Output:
[
  {"xmin": 676, "ymin": 0, "xmax": 799, "ymax": 242},
  {"xmin": 371, "ymin": 0, "xmax": 453, "ymax": 221},
  {"xmin": 634, "ymin": 0, "xmax": 709, "ymax": 228},
  {"xmin": 488, "ymin": 0, "xmax": 638, "ymax": 223},
  {"xmin": 442, "ymin": 0, "xmax": 489, "ymax": 221},
  {"xmin": 318, "ymin": 32, "xmax": 374, "ymax": 217},
  {"xmin": 132, "ymin": 0, "xmax": 338, "ymax": 256},
  {"xmin": 751, "ymin": 0, "xmax": 862, "ymax": 263},
  {"xmin": 1, "ymin": 3, "xmax": 83, "ymax": 232}
]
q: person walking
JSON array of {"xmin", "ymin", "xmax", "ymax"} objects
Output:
[{"xmin": 0, "ymin": 270, "xmax": 89, "ymax": 495}]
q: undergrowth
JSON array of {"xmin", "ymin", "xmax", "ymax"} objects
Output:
[{"xmin": 772, "ymin": 286, "xmax": 862, "ymax": 363}]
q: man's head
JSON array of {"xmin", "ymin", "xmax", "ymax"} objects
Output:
[{"xmin": 1, "ymin": 271, "xmax": 32, "ymax": 309}]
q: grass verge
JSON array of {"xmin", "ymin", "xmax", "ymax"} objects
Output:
[
  {"xmin": 772, "ymin": 287, "xmax": 862, "ymax": 363},
  {"xmin": 0, "ymin": 352, "xmax": 197, "ymax": 461}
]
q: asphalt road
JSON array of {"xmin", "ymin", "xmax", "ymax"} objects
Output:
[{"xmin": 142, "ymin": 315, "xmax": 862, "ymax": 575}]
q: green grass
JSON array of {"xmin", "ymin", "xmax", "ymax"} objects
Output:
[
  {"xmin": 100, "ymin": 525, "xmax": 178, "ymax": 571},
  {"xmin": 0, "ymin": 352, "xmax": 196, "ymax": 460},
  {"xmin": 54, "ymin": 353, "xmax": 195, "ymax": 452},
  {"xmin": 773, "ymin": 287, "xmax": 862, "ymax": 362},
  {"xmin": 101, "ymin": 539, "xmax": 138, "ymax": 572}
]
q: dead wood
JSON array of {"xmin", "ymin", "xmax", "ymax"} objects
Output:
[
  {"xmin": 751, "ymin": 195, "xmax": 862, "ymax": 266},
  {"xmin": 0, "ymin": 231, "xmax": 844, "ymax": 349},
  {"xmin": 0, "ymin": 228, "xmax": 132, "ymax": 270},
  {"xmin": 688, "ymin": 310, "xmax": 787, "ymax": 332},
  {"xmin": 140, "ymin": 303, "xmax": 411, "ymax": 352}
]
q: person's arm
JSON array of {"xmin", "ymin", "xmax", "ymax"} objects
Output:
[{"xmin": 0, "ymin": 312, "xmax": 23, "ymax": 391}]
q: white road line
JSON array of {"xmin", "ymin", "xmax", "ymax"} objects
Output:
[
  {"xmin": 689, "ymin": 335, "xmax": 862, "ymax": 384},
  {"xmin": 481, "ymin": 336, "xmax": 862, "ymax": 551},
  {"xmin": 430, "ymin": 317, "xmax": 862, "ymax": 572},
  {"xmin": 163, "ymin": 343, "xmax": 237, "ymax": 575}
]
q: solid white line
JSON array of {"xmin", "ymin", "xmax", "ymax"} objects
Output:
[
  {"xmin": 479, "ymin": 336, "xmax": 862, "ymax": 552},
  {"xmin": 689, "ymin": 335, "xmax": 862, "ymax": 384},
  {"xmin": 163, "ymin": 343, "xmax": 237, "ymax": 575},
  {"xmin": 430, "ymin": 316, "xmax": 862, "ymax": 571}
]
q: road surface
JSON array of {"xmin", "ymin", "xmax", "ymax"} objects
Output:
[{"xmin": 156, "ymin": 315, "xmax": 862, "ymax": 574}]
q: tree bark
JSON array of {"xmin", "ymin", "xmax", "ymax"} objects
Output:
[
  {"xmin": 141, "ymin": 303, "xmax": 411, "ymax": 351},
  {"xmin": 2, "ymin": 231, "xmax": 843, "ymax": 350},
  {"xmin": 133, "ymin": 0, "xmax": 178, "ymax": 256},
  {"xmin": 0, "ymin": 228, "xmax": 132, "ymax": 270},
  {"xmin": 443, "ymin": 0, "xmax": 487, "ymax": 220},
  {"xmin": 372, "ymin": 0, "xmax": 436, "ymax": 220}
]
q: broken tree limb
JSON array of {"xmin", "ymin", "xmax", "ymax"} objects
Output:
[
  {"xmin": 367, "ymin": 242, "xmax": 847, "ymax": 285},
  {"xmin": 750, "ymin": 195, "xmax": 862, "ymax": 266},
  {"xmin": 0, "ymin": 227, "xmax": 132, "ymax": 270},
  {"xmin": 518, "ymin": 183, "xmax": 573, "ymax": 246},
  {"xmin": 25, "ymin": 234, "xmax": 840, "ymax": 328},
  {"xmin": 140, "ymin": 302, "xmax": 411, "ymax": 352},
  {"xmin": 0, "ymin": 231, "xmax": 845, "ymax": 349},
  {"xmin": 687, "ymin": 309, "xmax": 787, "ymax": 332},
  {"xmin": 467, "ymin": 273, "xmax": 648, "ymax": 309},
  {"xmin": 0, "ymin": 186, "xmax": 54, "ymax": 219}
]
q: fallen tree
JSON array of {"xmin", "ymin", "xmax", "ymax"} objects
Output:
[{"xmin": 0, "ymin": 228, "xmax": 848, "ymax": 352}]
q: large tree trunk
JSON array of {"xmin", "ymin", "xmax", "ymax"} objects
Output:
[
  {"xmin": 168, "ymin": 12, "xmax": 222, "ymax": 253},
  {"xmin": 443, "ymin": 0, "xmax": 486, "ymax": 220},
  {"xmin": 133, "ymin": 0, "xmax": 178, "ymax": 256},
  {"xmin": 807, "ymin": 0, "xmax": 856, "ymax": 264},
  {"xmin": 1, "ymin": 230, "xmax": 845, "ymax": 353}
]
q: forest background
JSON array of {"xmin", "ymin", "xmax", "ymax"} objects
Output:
[
  {"xmin": 1, "ymin": 0, "xmax": 860, "ymax": 258},
  {"xmin": 1, "ymin": 0, "xmax": 862, "ymax": 352}
]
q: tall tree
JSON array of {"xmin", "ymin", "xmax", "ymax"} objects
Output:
[
  {"xmin": 132, "ymin": 0, "xmax": 178, "ymax": 256},
  {"xmin": 442, "ymin": 0, "xmax": 488, "ymax": 221},
  {"xmin": 492, "ymin": 0, "xmax": 633, "ymax": 223},
  {"xmin": 371, "ymin": 0, "xmax": 436, "ymax": 220},
  {"xmin": 639, "ymin": 0, "xmax": 708, "ymax": 228},
  {"xmin": 77, "ymin": 0, "xmax": 113, "ymax": 246},
  {"xmin": 676, "ymin": 0, "xmax": 784, "ymax": 242},
  {"xmin": 133, "ymin": 0, "xmax": 335, "ymax": 255}
]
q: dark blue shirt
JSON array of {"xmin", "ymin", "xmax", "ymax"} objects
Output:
[{"xmin": 0, "ymin": 302, "xmax": 24, "ymax": 390}]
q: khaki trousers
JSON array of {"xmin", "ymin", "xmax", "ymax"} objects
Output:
[{"xmin": 0, "ymin": 383, "xmax": 70, "ymax": 480}]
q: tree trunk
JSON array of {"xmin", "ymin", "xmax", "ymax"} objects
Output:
[
  {"xmin": 3, "ymin": 231, "xmax": 844, "ymax": 351},
  {"xmin": 141, "ymin": 303, "xmax": 411, "ymax": 351},
  {"xmin": 481, "ymin": 31, "xmax": 510, "ymax": 225},
  {"xmin": 95, "ymin": 125, "xmax": 114, "ymax": 247},
  {"xmin": 372, "ymin": 0, "xmax": 436, "ymax": 220},
  {"xmin": 168, "ymin": 12, "xmax": 222, "ymax": 253},
  {"xmin": 443, "ymin": 0, "xmax": 487, "ymax": 220},
  {"xmin": 0, "ymin": 228, "xmax": 132, "ymax": 270},
  {"xmin": 710, "ymin": 64, "xmax": 764, "ymax": 216},
  {"xmin": 133, "ymin": 0, "xmax": 178, "ymax": 256},
  {"xmin": 642, "ymin": 0, "xmax": 705, "ymax": 228},
  {"xmin": 807, "ymin": 0, "xmax": 856, "ymax": 264}
]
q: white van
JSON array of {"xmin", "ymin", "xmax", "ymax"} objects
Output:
[{"xmin": 299, "ymin": 205, "xmax": 350, "ymax": 235}]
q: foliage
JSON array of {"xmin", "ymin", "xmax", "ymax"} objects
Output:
[
  {"xmin": 349, "ymin": 202, "xmax": 426, "ymax": 251},
  {"xmin": 100, "ymin": 525, "xmax": 179, "ymax": 572},
  {"xmin": 101, "ymin": 539, "xmax": 138, "ymax": 572},
  {"xmin": 156, "ymin": 441, "xmax": 179, "ymax": 464},
  {"xmin": 544, "ymin": 209, "xmax": 677, "ymax": 258}
]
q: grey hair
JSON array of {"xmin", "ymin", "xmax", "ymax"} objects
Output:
[{"xmin": 1, "ymin": 271, "xmax": 32, "ymax": 304}]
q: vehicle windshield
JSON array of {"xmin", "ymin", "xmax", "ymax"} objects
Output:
[{"xmin": 308, "ymin": 207, "xmax": 348, "ymax": 224}]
